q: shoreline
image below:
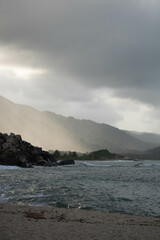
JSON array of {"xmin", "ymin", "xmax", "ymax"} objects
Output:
[{"xmin": 0, "ymin": 204, "xmax": 160, "ymax": 240}]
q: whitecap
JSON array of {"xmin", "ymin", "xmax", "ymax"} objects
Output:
[
  {"xmin": 0, "ymin": 165, "xmax": 21, "ymax": 170},
  {"xmin": 153, "ymin": 163, "xmax": 160, "ymax": 166},
  {"xmin": 83, "ymin": 162, "xmax": 112, "ymax": 167},
  {"xmin": 134, "ymin": 163, "xmax": 160, "ymax": 167},
  {"xmin": 142, "ymin": 163, "xmax": 160, "ymax": 167}
]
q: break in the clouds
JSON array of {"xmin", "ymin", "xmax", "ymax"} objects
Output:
[{"xmin": 0, "ymin": 0, "xmax": 160, "ymax": 132}]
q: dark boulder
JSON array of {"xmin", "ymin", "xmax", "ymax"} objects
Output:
[{"xmin": 58, "ymin": 159, "xmax": 75, "ymax": 166}]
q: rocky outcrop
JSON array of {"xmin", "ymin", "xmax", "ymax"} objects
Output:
[
  {"xmin": 0, "ymin": 133, "xmax": 57, "ymax": 168},
  {"xmin": 58, "ymin": 159, "xmax": 75, "ymax": 166}
]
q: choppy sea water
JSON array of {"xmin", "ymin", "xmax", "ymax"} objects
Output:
[{"xmin": 0, "ymin": 160, "xmax": 160, "ymax": 217}]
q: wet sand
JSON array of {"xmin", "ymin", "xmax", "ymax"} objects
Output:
[{"xmin": 0, "ymin": 204, "xmax": 160, "ymax": 240}]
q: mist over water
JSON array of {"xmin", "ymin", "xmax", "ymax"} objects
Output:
[{"xmin": 0, "ymin": 160, "xmax": 160, "ymax": 217}]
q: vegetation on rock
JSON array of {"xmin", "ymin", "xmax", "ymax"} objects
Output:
[{"xmin": 50, "ymin": 149, "xmax": 120, "ymax": 161}]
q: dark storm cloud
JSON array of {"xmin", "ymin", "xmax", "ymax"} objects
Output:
[{"xmin": 0, "ymin": 0, "xmax": 160, "ymax": 105}]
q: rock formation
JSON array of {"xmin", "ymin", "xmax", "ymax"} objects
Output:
[
  {"xmin": 0, "ymin": 133, "xmax": 57, "ymax": 168},
  {"xmin": 58, "ymin": 159, "xmax": 75, "ymax": 166}
]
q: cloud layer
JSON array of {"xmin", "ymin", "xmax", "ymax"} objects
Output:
[{"xmin": 0, "ymin": 0, "xmax": 160, "ymax": 132}]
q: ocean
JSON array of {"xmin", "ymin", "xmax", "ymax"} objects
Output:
[{"xmin": 0, "ymin": 160, "xmax": 160, "ymax": 217}]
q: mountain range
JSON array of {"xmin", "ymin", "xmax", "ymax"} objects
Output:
[
  {"xmin": 0, "ymin": 96, "xmax": 159, "ymax": 153},
  {"xmin": 127, "ymin": 131, "xmax": 160, "ymax": 145}
]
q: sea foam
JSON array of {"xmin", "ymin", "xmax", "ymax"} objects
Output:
[{"xmin": 0, "ymin": 165, "xmax": 21, "ymax": 170}]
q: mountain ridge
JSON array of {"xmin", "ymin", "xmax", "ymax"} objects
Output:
[
  {"xmin": 0, "ymin": 95, "xmax": 157, "ymax": 153},
  {"xmin": 127, "ymin": 131, "xmax": 160, "ymax": 145}
]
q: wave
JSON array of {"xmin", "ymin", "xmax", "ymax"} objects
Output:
[
  {"xmin": 83, "ymin": 162, "xmax": 112, "ymax": 167},
  {"xmin": 134, "ymin": 163, "xmax": 160, "ymax": 167},
  {"xmin": 83, "ymin": 161, "xmax": 160, "ymax": 168},
  {"xmin": 0, "ymin": 165, "xmax": 21, "ymax": 170}
]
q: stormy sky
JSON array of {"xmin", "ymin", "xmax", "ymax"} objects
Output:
[{"xmin": 0, "ymin": 0, "xmax": 160, "ymax": 133}]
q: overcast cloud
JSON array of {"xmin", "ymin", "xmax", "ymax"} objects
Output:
[{"xmin": 0, "ymin": 0, "xmax": 160, "ymax": 132}]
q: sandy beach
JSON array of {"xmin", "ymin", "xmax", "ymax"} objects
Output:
[{"xmin": 0, "ymin": 204, "xmax": 160, "ymax": 240}]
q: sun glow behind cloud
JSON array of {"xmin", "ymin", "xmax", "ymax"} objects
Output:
[{"xmin": 0, "ymin": 65, "xmax": 46, "ymax": 80}]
